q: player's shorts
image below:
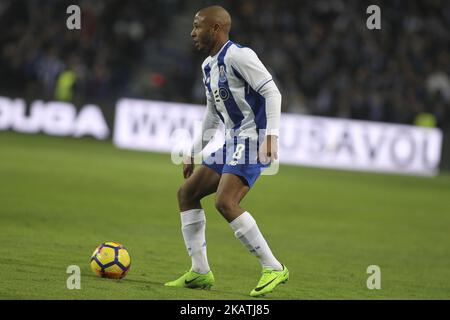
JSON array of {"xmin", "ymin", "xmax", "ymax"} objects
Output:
[{"xmin": 202, "ymin": 137, "xmax": 270, "ymax": 188}]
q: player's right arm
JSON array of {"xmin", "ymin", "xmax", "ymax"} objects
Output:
[{"xmin": 184, "ymin": 86, "xmax": 221, "ymax": 178}]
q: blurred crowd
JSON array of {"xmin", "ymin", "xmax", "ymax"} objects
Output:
[
  {"xmin": 0, "ymin": 0, "xmax": 186, "ymax": 102},
  {"xmin": 1, "ymin": 0, "xmax": 449, "ymax": 128}
]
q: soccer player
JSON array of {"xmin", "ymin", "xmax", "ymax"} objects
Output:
[{"xmin": 165, "ymin": 5, "xmax": 288, "ymax": 297}]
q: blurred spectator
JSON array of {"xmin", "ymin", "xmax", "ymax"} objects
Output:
[{"xmin": 414, "ymin": 111, "xmax": 437, "ymax": 128}]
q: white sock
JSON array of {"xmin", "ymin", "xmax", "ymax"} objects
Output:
[
  {"xmin": 180, "ymin": 209, "xmax": 210, "ymax": 274},
  {"xmin": 229, "ymin": 211, "xmax": 283, "ymax": 271}
]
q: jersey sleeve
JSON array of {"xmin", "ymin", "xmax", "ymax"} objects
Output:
[
  {"xmin": 228, "ymin": 47, "xmax": 273, "ymax": 92},
  {"xmin": 230, "ymin": 46, "xmax": 281, "ymax": 136},
  {"xmin": 201, "ymin": 66, "xmax": 214, "ymax": 105},
  {"xmin": 259, "ymin": 80, "xmax": 282, "ymax": 136},
  {"xmin": 190, "ymin": 81, "xmax": 222, "ymax": 157}
]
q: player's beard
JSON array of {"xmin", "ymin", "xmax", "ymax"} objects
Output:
[{"xmin": 200, "ymin": 36, "xmax": 214, "ymax": 55}]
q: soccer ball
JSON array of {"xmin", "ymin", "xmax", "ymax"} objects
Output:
[{"xmin": 90, "ymin": 242, "xmax": 131, "ymax": 279}]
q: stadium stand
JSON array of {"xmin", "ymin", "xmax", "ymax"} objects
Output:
[{"xmin": 0, "ymin": 0, "xmax": 448, "ymax": 128}]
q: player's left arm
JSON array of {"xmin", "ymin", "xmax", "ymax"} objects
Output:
[
  {"xmin": 258, "ymin": 80, "xmax": 281, "ymax": 164},
  {"xmin": 229, "ymin": 47, "xmax": 281, "ymax": 164}
]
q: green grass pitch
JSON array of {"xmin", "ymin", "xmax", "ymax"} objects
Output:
[{"xmin": 1, "ymin": 132, "xmax": 449, "ymax": 299}]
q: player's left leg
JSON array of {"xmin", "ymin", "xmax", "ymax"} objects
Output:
[{"xmin": 215, "ymin": 173, "xmax": 289, "ymax": 297}]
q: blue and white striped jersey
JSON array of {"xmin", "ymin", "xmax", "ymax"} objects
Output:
[{"xmin": 200, "ymin": 40, "xmax": 281, "ymax": 142}]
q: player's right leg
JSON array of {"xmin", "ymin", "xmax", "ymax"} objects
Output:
[
  {"xmin": 165, "ymin": 165, "xmax": 221, "ymax": 289},
  {"xmin": 177, "ymin": 164, "xmax": 221, "ymax": 212}
]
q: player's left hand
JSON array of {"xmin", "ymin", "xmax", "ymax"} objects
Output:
[{"xmin": 258, "ymin": 135, "xmax": 278, "ymax": 165}]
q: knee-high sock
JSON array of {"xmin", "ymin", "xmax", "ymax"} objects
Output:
[
  {"xmin": 180, "ymin": 209, "xmax": 210, "ymax": 274},
  {"xmin": 229, "ymin": 211, "xmax": 282, "ymax": 270}
]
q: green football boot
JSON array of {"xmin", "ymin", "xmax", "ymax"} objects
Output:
[
  {"xmin": 250, "ymin": 264, "xmax": 289, "ymax": 297},
  {"xmin": 165, "ymin": 269, "xmax": 215, "ymax": 289}
]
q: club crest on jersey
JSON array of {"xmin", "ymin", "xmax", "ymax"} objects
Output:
[
  {"xmin": 219, "ymin": 65, "xmax": 227, "ymax": 83},
  {"xmin": 219, "ymin": 87, "xmax": 230, "ymax": 101}
]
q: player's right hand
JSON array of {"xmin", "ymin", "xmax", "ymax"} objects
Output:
[{"xmin": 183, "ymin": 156, "xmax": 195, "ymax": 179}]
